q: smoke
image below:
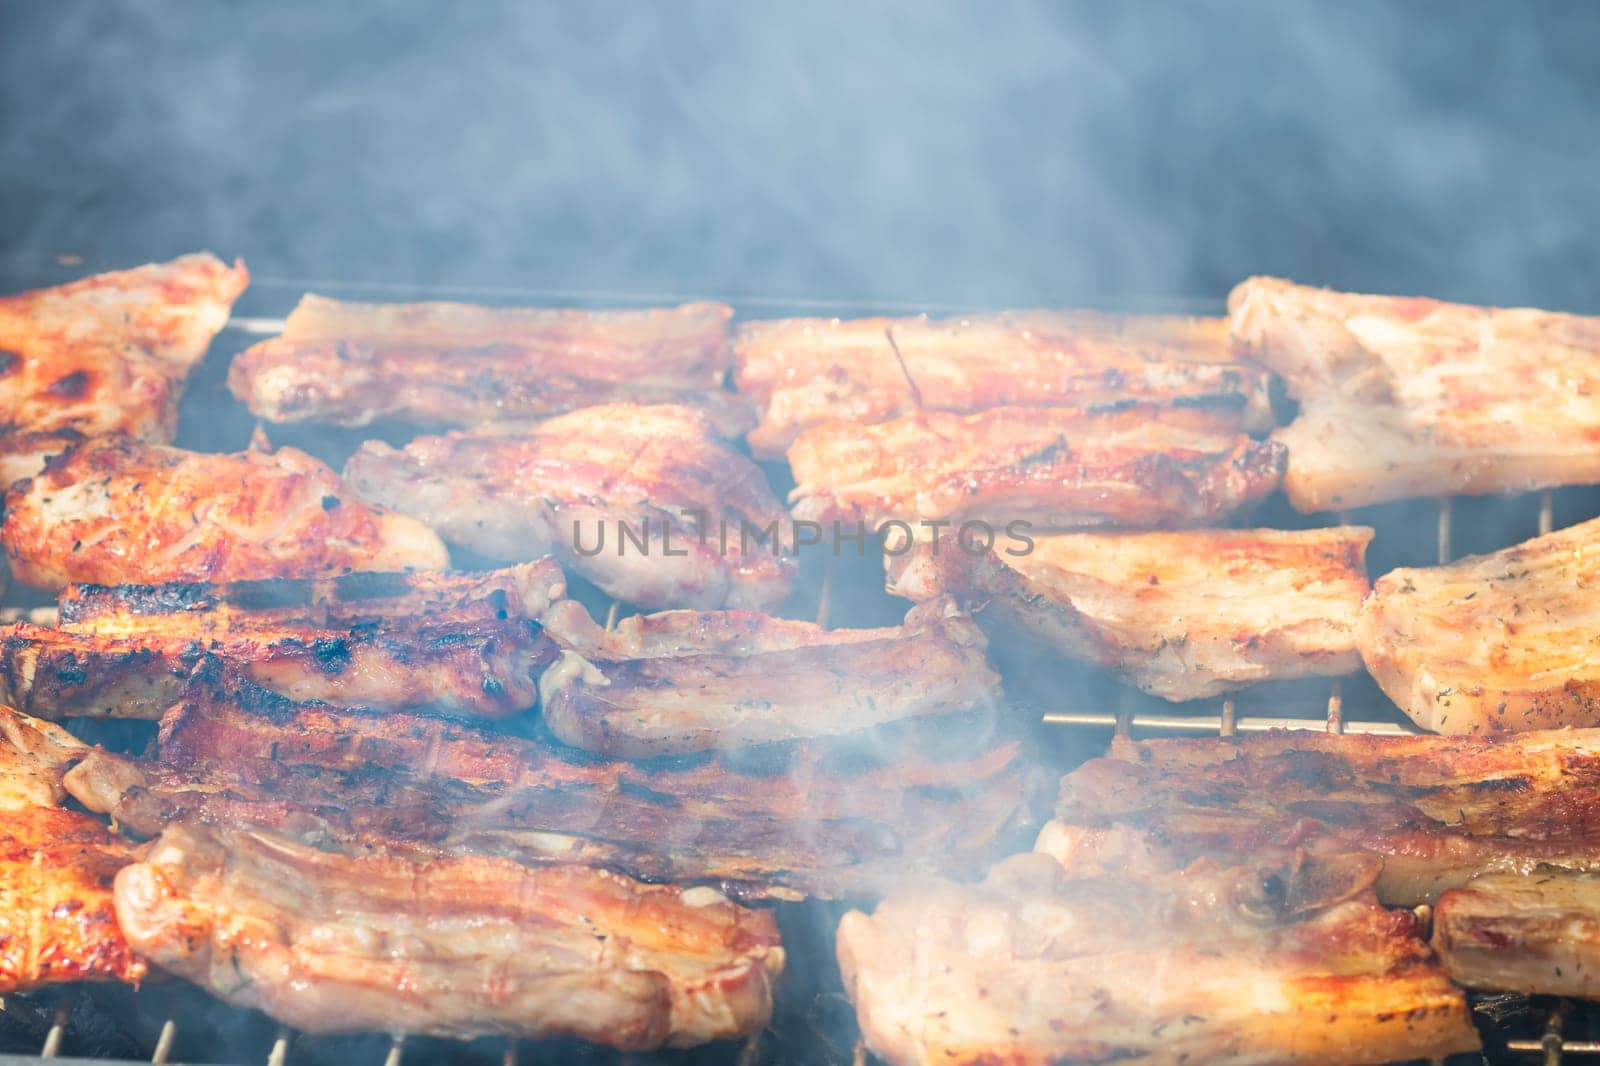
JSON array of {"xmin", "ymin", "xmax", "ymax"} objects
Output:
[{"xmin": 3, "ymin": 2, "xmax": 1599, "ymax": 311}]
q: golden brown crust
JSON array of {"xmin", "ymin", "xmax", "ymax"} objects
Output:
[{"xmin": 1, "ymin": 438, "xmax": 449, "ymax": 588}]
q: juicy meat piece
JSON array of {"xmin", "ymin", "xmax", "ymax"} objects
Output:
[
  {"xmin": 787, "ymin": 405, "xmax": 1286, "ymax": 531},
  {"xmin": 1359, "ymin": 515, "xmax": 1600, "ymax": 733},
  {"xmin": 0, "ymin": 254, "xmax": 248, "ymax": 477},
  {"xmin": 837, "ymin": 850, "xmax": 1477, "ymax": 1066},
  {"xmin": 228, "ymin": 295, "xmax": 753, "ymax": 434},
  {"xmin": 733, "ymin": 311, "xmax": 1274, "ymax": 457},
  {"xmin": 65, "ymin": 669, "xmax": 1041, "ymax": 901},
  {"xmin": 0, "ymin": 562, "xmax": 565, "ymax": 719},
  {"xmin": 1433, "ymin": 868, "xmax": 1600, "ymax": 998},
  {"xmin": 539, "ymin": 597, "xmax": 1001, "ymax": 756},
  {"xmin": 1039, "ymin": 728, "xmax": 1600, "ymax": 906},
  {"xmin": 2, "ymin": 438, "xmax": 449, "ymax": 589},
  {"xmin": 116, "ymin": 822, "xmax": 782, "ymax": 1046},
  {"xmin": 889, "ymin": 526, "xmax": 1372, "ymax": 701},
  {"xmin": 345, "ymin": 404, "xmax": 794, "ymax": 610},
  {"xmin": 0, "ymin": 706, "xmax": 144, "ymax": 991},
  {"xmin": 1230, "ymin": 275, "xmax": 1600, "ymax": 511}
]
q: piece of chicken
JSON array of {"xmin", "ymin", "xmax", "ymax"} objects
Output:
[
  {"xmin": 0, "ymin": 253, "xmax": 248, "ymax": 483},
  {"xmin": 228, "ymin": 295, "xmax": 753, "ymax": 435},
  {"xmin": 735, "ymin": 310, "xmax": 1274, "ymax": 457},
  {"xmin": 345, "ymin": 403, "xmax": 794, "ymax": 610},
  {"xmin": 1, "ymin": 438, "xmax": 448, "ymax": 589}
]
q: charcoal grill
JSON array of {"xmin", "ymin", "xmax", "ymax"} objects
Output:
[{"xmin": 2, "ymin": 277, "xmax": 1597, "ymax": 1065}]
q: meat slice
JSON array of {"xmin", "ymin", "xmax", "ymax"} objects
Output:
[
  {"xmin": 889, "ymin": 526, "xmax": 1372, "ymax": 701},
  {"xmin": 787, "ymin": 405, "xmax": 1285, "ymax": 532},
  {"xmin": 116, "ymin": 822, "xmax": 782, "ymax": 1047},
  {"xmin": 64, "ymin": 668, "xmax": 1041, "ymax": 901},
  {"xmin": 0, "ymin": 254, "xmax": 249, "ymax": 481},
  {"xmin": 1359, "ymin": 515, "xmax": 1600, "ymax": 733},
  {"xmin": 1039, "ymin": 728, "xmax": 1600, "ymax": 906},
  {"xmin": 539, "ymin": 597, "xmax": 1001, "ymax": 756},
  {"xmin": 0, "ymin": 706, "xmax": 144, "ymax": 991},
  {"xmin": 228, "ymin": 295, "xmax": 753, "ymax": 434},
  {"xmin": 345, "ymin": 404, "xmax": 794, "ymax": 610},
  {"xmin": 837, "ymin": 850, "xmax": 1477, "ymax": 1066},
  {"xmin": 1230, "ymin": 275, "xmax": 1600, "ymax": 511},
  {"xmin": 1, "ymin": 438, "xmax": 448, "ymax": 589},
  {"xmin": 1434, "ymin": 868, "xmax": 1600, "ymax": 998},
  {"xmin": 0, "ymin": 562, "xmax": 566, "ymax": 719},
  {"xmin": 733, "ymin": 311, "xmax": 1274, "ymax": 457}
]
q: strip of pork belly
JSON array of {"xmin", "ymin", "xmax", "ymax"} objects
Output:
[
  {"xmin": 345, "ymin": 404, "xmax": 794, "ymax": 610},
  {"xmin": 837, "ymin": 850, "xmax": 1476, "ymax": 1066},
  {"xmin": 787, "ymin": 405, "xmax": 1286, "ymax": 532},
  {"xmin": 733, "ymin": 311, "xmax": 1274, "ymax": 457},
  {"xmin": 1358, "ymin": 515, "xmax": 1600, "ymax": 734},
  {"xmin": 538, "ymin": 597, "xmax": 1000, "ymax": 757},
  {"xmin": 1231, "ymin": 275, "xmax": 1600, "ymax": 511},
  {"xmin": 888, "ymin": 526, "xmax": 1372, "ymax": 701},
  {"xmin": 0, "ymin": 254, "xmax": 249, "ymax": 480},
  {"xmin": 0, "ymin": 706, "xmax": 145, "ymax": 990},
  {"xmin": 1, "ymin": 439, "xmax": 448, "ymax": 589},
  {"xmin": 0, "ymin": 561, "xmax": 565, "ymax": 718},
  {"xmin": 228, "ymin": 295, "xmax": 754, "ymax": 435},
  {"xmin": 64, "ymin": 670, "xmax": 1041, "ymax": 901},
  {"xmin": 1434, "ymin": 868, "xmax": 1600, "ymax": 998},
  {"xmin": 1037, "ymin": 727, "xmax": 1600, "ymax": 906},
  {"xmin": 115, "ymin": 822, "xmax": 781, "ymax": 1047}
]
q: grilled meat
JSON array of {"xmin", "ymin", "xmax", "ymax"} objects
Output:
[
  {"xmin": 538, "ymin": 597, "xmax": 1001, "ymax": 757},
  {"xmin": 228, "ymin": 295, "xmax": 754, "ymax": 434},
  {"xmin": 837, "ymin": 849, "xmax": 1477, "ymax": 1066},
  {"xmin": 1230, "ymin": 275, "xmax": 1600, "ymax": 511},
  {"xmin": 0, "ymin": 706, "xmax": 144, "ymax": 991},
  {"xmin": 115, "ymin": 822, "xmax": 783, "ymax": 1046},
  {"xmin": 0, "ymin": 254, "xmax": 248, "ymax": 480},
  {"xmin": 65, "ymin": 668, "xmax": 1040, "ymax": 901},
  {"xmin": 1039, "ymin": 728, "xmax": 1600, "ymax": 906},
  {"xmin": 1433, "ymin": 868, "xmax": 1600, "ymax": 998},
  {"xmin": 0, "ymin": 562, "xmax": 565, "ymax": 719},
  {"xmin": 889, "ymin": 526, "xmax": 1372, "ymax": 701},
  {"xmin": 733, "ymin": 311, "xmax": 1274, "ymax": 458},
  {"xmin": 2, "ymin": 438, "xmax": 448, "ymax": 589},
  {"xmin": 787, "ymin": 405, "xmax": 1286, "ymax": 531},
  {"xmin": 1359, "ymin": 515, "xmax": 1600, "ymax": 733},
  {"xmin": 345, "ymin": 404, "xmax": 794, "ymax": 610}
]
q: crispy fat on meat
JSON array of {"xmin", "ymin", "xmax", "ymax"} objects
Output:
[
  {"xmin": 0, "ymin": 254, "xmax": 248, "ymax": 479},
  {"xmin": 0, "ymin": 706, "xmax": 144, "ymax": 991},
  {"xmin": 1230, "ymin": 275, "xmax": 1600, "ymax": 511},
  {"xmin": 1359, "ymin": 515, "xmax": 1600, "ymax": 733},
  {"xmin": 1, "ymin": 438, "xmax": 449, "ymax": 589},
  {"xmin": 539, "ymin": 597, "xmax": 1001, "ymax": 756},
  {"xmin": 1434, "ymin": 868, "xmax": 1600, "ymax": 998},
  {"xmin": 787, "ymin": 405, "xmax": 1286, "ymax": 532},
  {"xmin": 837, "ymin": 850, "xmax": 1477, "ymax": 1066},
  {"xmin": 889, "ymin": 527, "xmax": 1372, "ymax": 701},
  {"xmin": 733, "ymin": 311, "xmax": 1274, "ymax": 457},
  {"xmin": 1039, "ymin": 728, "xmax": 1600, "ymax": 906},
  {"xmin": 116, "ymin": 823, "xmax": 782, "ymax": 1047},
  {"xmin": 345, "ymin": 404, "xmax": 794, "ymax": 610},
  {"xmin": 228, "ymin": 295, "xmax": 754, "ymax": 434},
  {"xmin": 0, "ymin": 562, "xmax": 566, "ymax": 719},
  {"xmin": 64, "ymin": 669, "xmax": 1041, "ymax": 901}
]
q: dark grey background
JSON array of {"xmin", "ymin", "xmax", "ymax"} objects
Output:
[{"xmin": 3, "ymin": 1, "xmax": 1599, "ymax": 314}]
